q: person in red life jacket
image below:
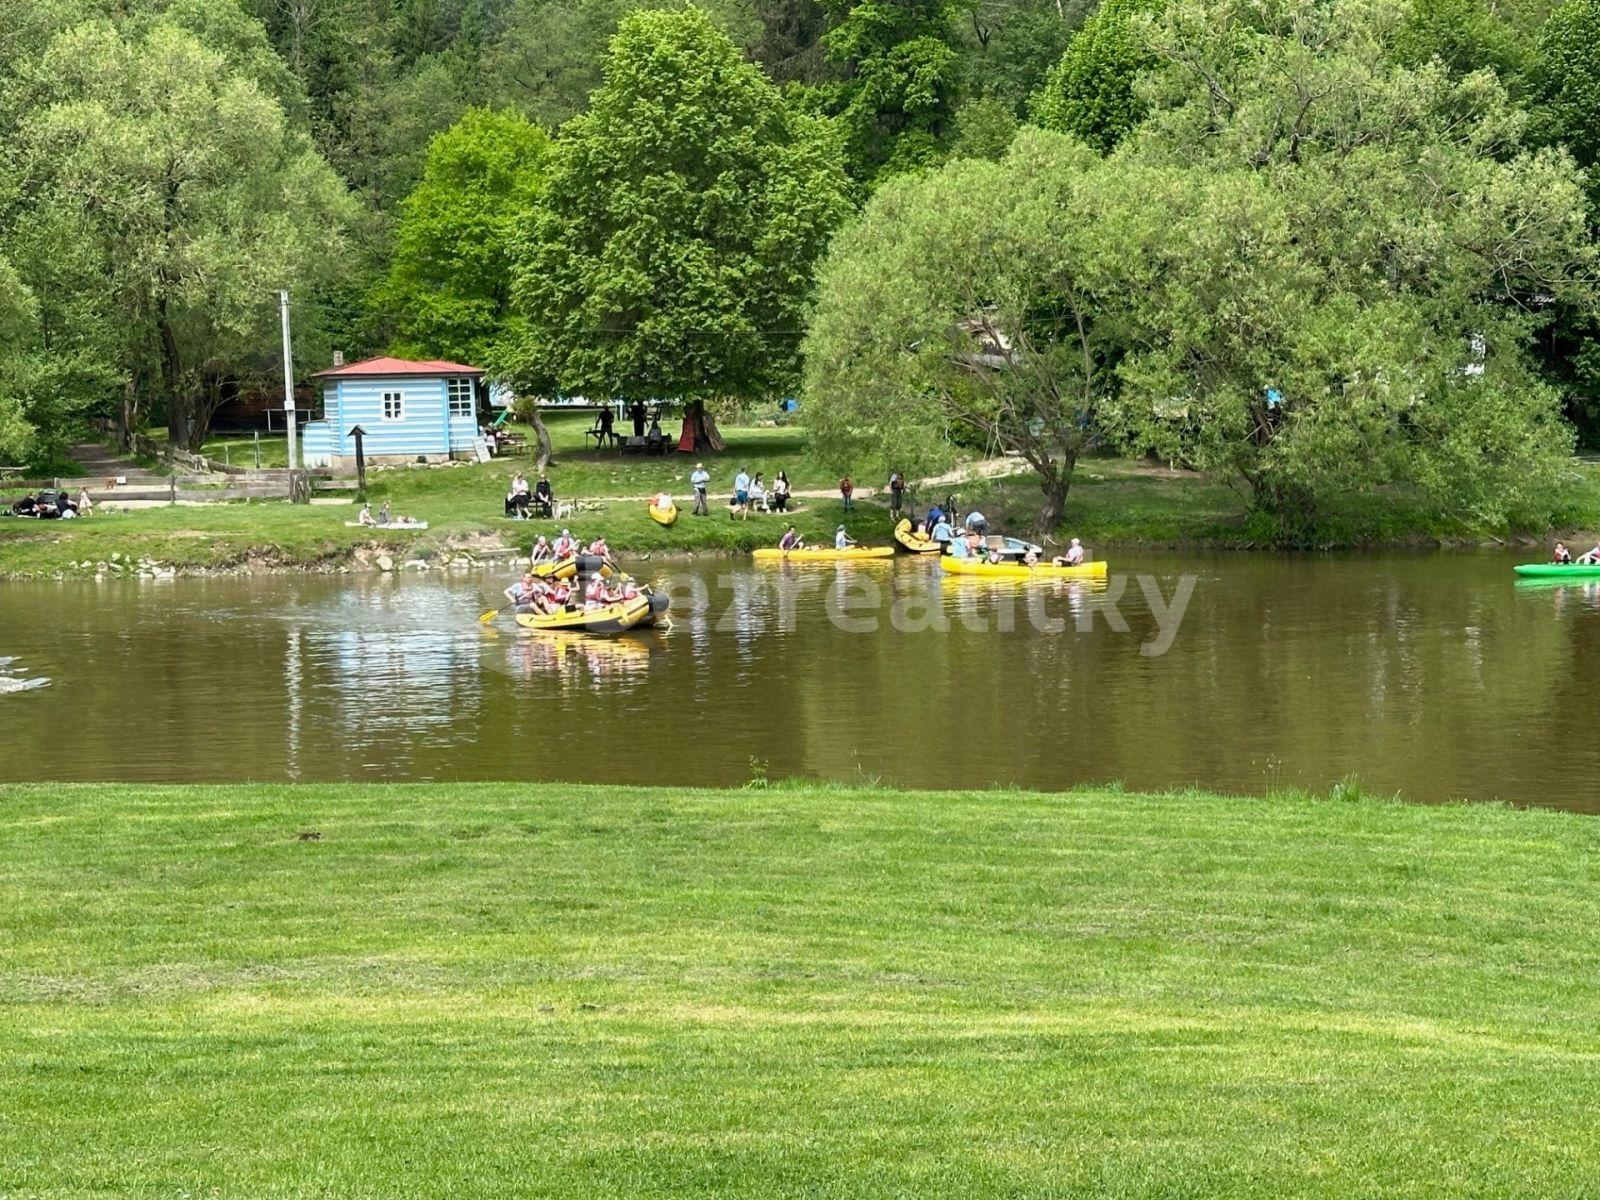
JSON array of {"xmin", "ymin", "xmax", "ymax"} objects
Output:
[
  {"xmin": 553, "ymin": 529, "xmax": 577, "ymax": 559},
  {"xmin": 1554, "ymin": 542, "xmax": 1574, "ymax": 564},
  {"xmin": 587, "ymin": 536, "xmax": 610, "ymax": 558},
  {"xmin": 584, "ymin": 574, "xmax": 612, "ymax": 609},
  {"xmin": 546, "ymin": 579, "xmax": 573, "ymax": 610}
]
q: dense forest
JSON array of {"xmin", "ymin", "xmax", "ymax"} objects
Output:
[{"xmin": 2, "ymin": 0, "xmax": 1599, "ymax": 538}]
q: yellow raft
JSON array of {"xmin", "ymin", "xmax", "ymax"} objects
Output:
[
  {"xmin": 530, "ymin": 554, "xmax": 615, "ymax": 580},
  {"xmin": 513, "ymin": 589, "xmax": 669, "ymax": 633},
  {"xmin": 648, "ymin": 502, "xmax": 678, "ymax": 527},
  {"xmin": 752, "ymin": 545, "xmax": 894, "ymax": 562},
  {"xmin": 893, "ymin": 519, "xmax": 941, "ymax": 554},
  {"xmin": 939, "ymin": 556, "xmax": 1108, "ymax": 580}
]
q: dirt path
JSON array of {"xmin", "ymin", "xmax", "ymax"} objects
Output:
[{"xmin": 584, "ymin": 455, "xmax": 1033, "ymax": 504}]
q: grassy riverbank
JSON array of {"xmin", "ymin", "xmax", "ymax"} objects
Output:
[
  {"xmin": 3, "ymin": 781, "xmax": 1599, "ymax": 1197},
  {"xmin": 7, "ymin": 413, "xmax": 1600, "ymax": 577}
]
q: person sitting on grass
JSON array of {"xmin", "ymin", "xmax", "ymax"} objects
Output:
[
  {"xmin": 357, "ymin": 503, "xmax": 377, "ymax": 527},
  {"xmin": 834, "ymin": 525, "xmax": 856, "ymax": 551},
  {"xmin": 10, "ymin": 493, "xmax": 37, "ymax": 517},
  {"xmin": 779, "ymin": 525, "xmax": 804, "ymax": 552},
  {"xmin": 376, "ymin": 500, "xmax": 392, "ymax": 527}
]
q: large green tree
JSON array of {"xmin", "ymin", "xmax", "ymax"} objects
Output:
[
  {"xmin": 10, "ymin": 12, "xmax": 359, "ymax": 449},
  {"xmin": 809, "ymin": 0, "xmax": 966, "ymax": 182},
  {"xmin": 376, "ymin": 107, "xmax": 550, "ymax": 364},
  {"xmin": 1106, "ymin": 0, "xmax": 1598, "ymax": 539},
  {"xmin": 502, "ymin": 6, "xmax": 851, "ymax": 447},
  {"xmin": 1030, "ymin": 0, "xmax": 1161, "ymax": 153},
  {"xmin": 805, "ymin": 131, "xmax": 1148, "ymax": 533}
]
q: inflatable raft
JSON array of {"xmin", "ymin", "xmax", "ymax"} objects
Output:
[{"xmin": 893, "ymin": 519, "xmax": 941, "ymax": 554}]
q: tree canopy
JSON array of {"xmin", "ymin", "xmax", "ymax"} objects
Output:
[
  {"xmin": 377, "ymin": 107, "xmax": 551, "ymax": 365},
  {"xmin": 502, "ymin": 6, "xmax": 851, "ymax": 425}
]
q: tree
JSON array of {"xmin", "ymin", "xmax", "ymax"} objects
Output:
[
  {"xmin": 1390, "ymin": 0, "xmax": 1528, "ymax": 85},
  {"xmin": 1030, "ymin": 0, "xmax": 1161, "ymax": 153},
  {"xmin": 10, "ymin": 14, "xmax": 358, "ymax": 450},
  {"xmin": 1103, "ymin": 0, "xmax": 1598, "ymax": 540},
  {"xmin": 502, "ymin": 7, "xmax": 851, "ymax": 449},
  {"xmin": 810, "ymin": 0, "xmax": 966, "ymax": 183},
  {"xmin": 1530, "ymin": 0, "xmax": 1600, "ymax": 180},
  {"xmin": 804, "ymin": 130, "xmax": 1146, "ymax": 534},
  {"xmin": 377, "ymin": 107, "xmax": 550, "ymax": 363}
]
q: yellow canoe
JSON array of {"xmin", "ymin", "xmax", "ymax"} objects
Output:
[
  {"xmin": 939, "ymin": 556, "xmax": 1107, "ymax": 580},
  {"xmin": 752, "ymin": 545, "xmax": 894, "ymax": 562},
  {"xmin": 893, "ymin": 519, "xmax": 940, "ymax": 554},
  {"xmin": 514, "ymin": 593, "xmax": 656, "ymax": 633},
  {"xmin": 648, "ymin": 503, "xmax": 678, "ymax": 527}
]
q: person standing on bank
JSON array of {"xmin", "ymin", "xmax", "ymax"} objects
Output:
[
  {"xmin": 839, "ymin": 475, "xmax": 854, "ymax": 511},
  {"xmin": 690, "ymin": 462, "xmax": 710, "ymax": 516},
  {"xmin": 888, "ymin": 472, "xmax": 905, "ymax": 521}
]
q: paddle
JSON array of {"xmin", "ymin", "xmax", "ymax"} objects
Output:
[{"xmin": 478, "ymin": 600, "xmax": 514, "ymax": 625}]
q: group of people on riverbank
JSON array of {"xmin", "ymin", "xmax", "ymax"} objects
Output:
[
  {"xmin": 6, "ymin": 490, "xmax": 91, "ymax": 519},
  {"xmin": 723, "ymin": 466, "xmax": 793, "ymax": 518}
]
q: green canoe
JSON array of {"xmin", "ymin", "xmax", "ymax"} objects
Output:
[{"xmin": 1512, "ymin": 563, "xmax": 1600, "ymax": 578}]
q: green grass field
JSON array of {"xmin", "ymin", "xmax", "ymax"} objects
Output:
[{"xmin": 3, "ymin": 781, "xmax": 1599, "ymax": 1197}]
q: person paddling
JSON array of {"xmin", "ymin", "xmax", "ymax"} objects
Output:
[
  {"xmin": 834, "ymin": 525, "xmax": 856, "ymax": 551},
  {"xmin": 553, "ymin": 529, "xmax": 577, "ymax": 559},
  {"xmin": 504, "ymin": 572, "xmax": 539, "ymax": 612},
  {"xmin": 779, "ymin": 525, "xmax": 804, "ymax": 552}
]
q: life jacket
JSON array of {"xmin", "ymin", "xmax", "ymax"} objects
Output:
[
  {"xmin": 554, "ymin": 538, "xmax": 575, "ymax": 557},
  {"xmin": 586, "ymin": 577, "xmax": 608, "ymax": 604}
]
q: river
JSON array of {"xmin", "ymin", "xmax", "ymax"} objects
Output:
[{"xmin": 0, "ymin": 551, "xmax": 1595, "ymax": 809}]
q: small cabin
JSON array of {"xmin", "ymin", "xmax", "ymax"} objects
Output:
[{"xmin": 300, "ymin": 357, "xmax": 487, "ymax": 469}]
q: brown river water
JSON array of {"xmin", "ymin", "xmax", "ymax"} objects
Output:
[{"xmin": 1, "ymin": 551, "xmax": 1597, "ymax": 810}]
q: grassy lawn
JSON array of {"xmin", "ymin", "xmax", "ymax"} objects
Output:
[{"xmin": 2, "ymin": 782, "xmax": 1599, "ymax": 1197}]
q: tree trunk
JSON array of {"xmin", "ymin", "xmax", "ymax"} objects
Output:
[
  {"xmin": 529, "ymin": 404, "xmax": 553, "ymax": 473},
  {"xmin": 157, "ymin": 301, "xmax": 185, "ymax": 450},
  {"xmin": 1031, "ymin": 453, "xmax": 1077, "ymax": 540},
  {"xmin": 117, "ymin": 376, "xmax": 139, "ymax": 450}
]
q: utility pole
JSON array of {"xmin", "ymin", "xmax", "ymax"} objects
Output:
[{"xmin": 279, "ymin": 290, "xmax": 299, "ymax": 484}]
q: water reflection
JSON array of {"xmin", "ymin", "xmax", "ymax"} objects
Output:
[{"xmin": 0, "ymin": 552, "xmax": 1597, "ymax": 808}]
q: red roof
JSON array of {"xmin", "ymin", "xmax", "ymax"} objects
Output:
[{"xmin": 311, "ymin": 356, "xmax": 484, "ymax": 379}]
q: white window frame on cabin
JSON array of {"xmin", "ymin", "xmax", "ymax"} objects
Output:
[
  {"xmin": 381, "ymin": 391, "xmax": 405, "ymax": 421},
  {"xmin": 447, "ymin": 378, "xmax": 474, "ymax": 418}
]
